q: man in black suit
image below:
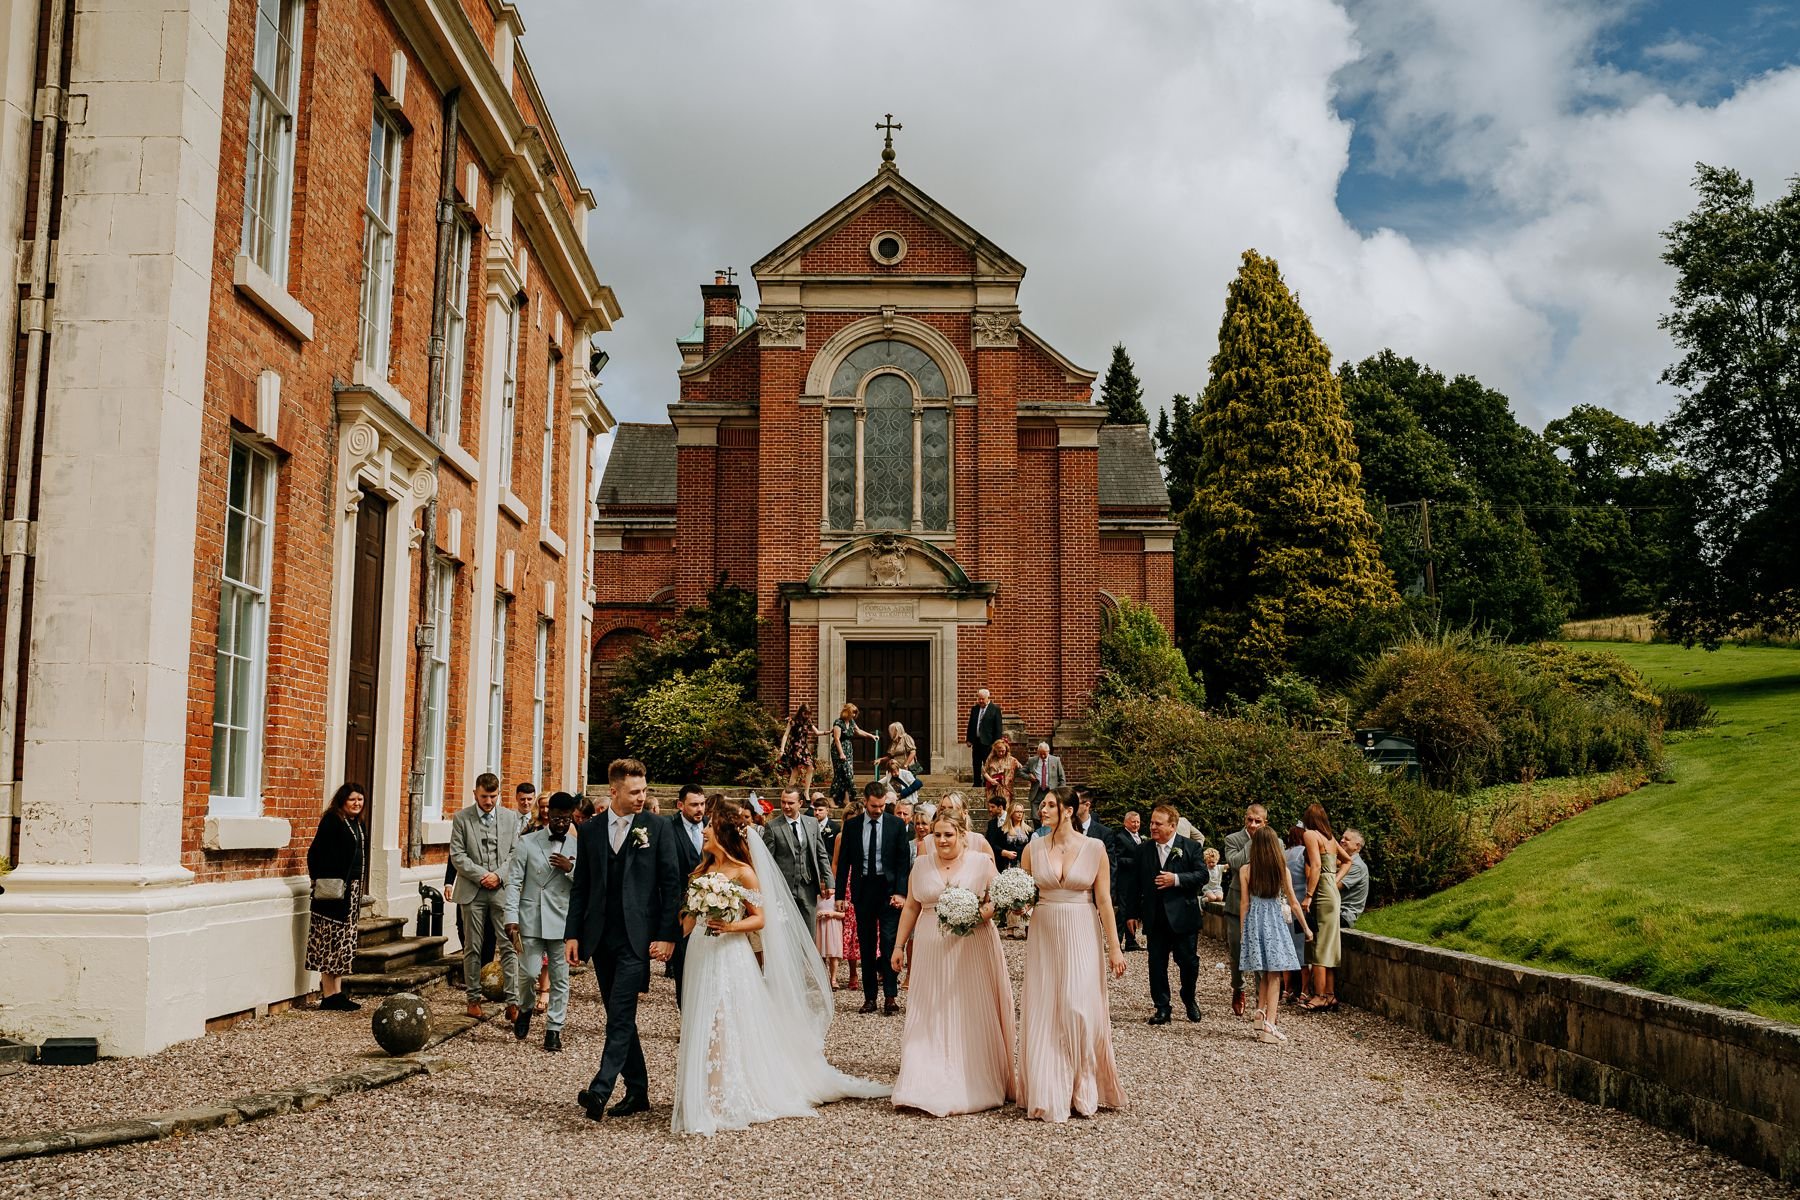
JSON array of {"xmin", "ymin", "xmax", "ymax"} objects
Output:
[
  {"xmin": 663, "ymin": 783, "xmax": 707, "ymax": 1004},
  {"xmin": 810, "ymin": 792, "xmax": 840, "ymax": 857},
  {"xmin": 833, "ymin": 780, "xmax": 911, "ymax": 1014},
  {"xmin": 1137, "ymin": 804, "xmax": 1205, "ymax": 1025},
  {"xmin": 564, "ymin": 758, "xmax": 682, "ymax": 1120},
  {"xmin": 1114, "ymin": 810, "xmax": 1146, "ymax": 951},
  {"xmin": 965, "ymin": 687, "xmax": 1002, "ymax": 782}
]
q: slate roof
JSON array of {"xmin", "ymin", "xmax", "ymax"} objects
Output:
[
  {"xmin": 1098, "ymin": 424, "xmax": 1170, "ymax": 510},
  {"xmin": 596, "ymin": 419, "xmax": 1170, "ymax": 513},
  {"xmin": 596, "ymin": 423, "xmax": 677, "ymax": 507}
]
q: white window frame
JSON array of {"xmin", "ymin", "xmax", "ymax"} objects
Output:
[
  {"xmin": 210, "ymin": 440, "xmax": 277, "ymax": 815},
  {"xmin": 358, "ymin": 102, "xmax": 403, "ymax": 377},
  {"xmin": 498, "ymin": 301, "xmax": 520, "ymax": 491},
  {"xmin": 442, "ymin": 220, "xmax": 473, "ymax": 448},
  {"xmin": 539, "ymin": 354, "xmax": 558, "ymax": 527},
  {"xmin": 487, "ymin": 592, "xmax": 507, "ymax": 773},
  {"xmin": 419, "ymin": 561, "xmax": 454, "ymax": 820},
  {"xmin": 531, "ymin": 619, "xmax": 548, "ymax": 792},
  {"xmin": 240, "ymin": 0, "xmax": 304, "ymax": 282}
]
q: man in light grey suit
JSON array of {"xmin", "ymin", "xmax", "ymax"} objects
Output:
[
  {"xmin": 506, "ymin": 791, "xmax": 578, "ymax": 1051},
  {"xmin": 1221, "ymin": 803, "xmax": 1267, "ymax": 1018},
  {"xmin": 1338, "ymin": 829, "xmax": 1370, "ymax": 928},
  {"xmin": 1027, "ymin": 741, "xmax": 1067, "ymax": 802},
  {"xmin": 450, "ymin": 772, "xmax": 521, "ymax": 1020},
  {"xmin": 762, "ymin": 786, "xmax": 832, "ymax": 927}
]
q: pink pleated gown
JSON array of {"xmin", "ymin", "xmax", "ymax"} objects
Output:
[
  {"xmin": 890, "ymin": 852, "xmax": 1017, "ymax": 1115},
  {"xmin": 1018, "ymin": 836, "xmax": 1125, "ymax": 1121}
]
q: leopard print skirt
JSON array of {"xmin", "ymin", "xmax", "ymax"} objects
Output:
[{"xmin": 304, "ymin": 882, "xmax": 361, "ymax": 975}]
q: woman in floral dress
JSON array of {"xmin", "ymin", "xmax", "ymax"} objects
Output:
[{"xmin": 777, "ymin": 704, "xmax": 820, "ymax": 790}]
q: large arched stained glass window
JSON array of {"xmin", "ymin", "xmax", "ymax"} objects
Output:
[{"xmin": 822, "ymin": 340, "xmax": 953, "ymax": 534}]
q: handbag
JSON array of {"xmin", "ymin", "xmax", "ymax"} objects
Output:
[{"xmin": 312, "ymin": 877, "xmax": 347, "ymax": 901}]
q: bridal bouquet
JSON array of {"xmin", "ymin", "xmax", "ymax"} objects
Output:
[
  {"xmin": 683, "ymin": 872, "xmax": 747, "ymax": 937},
  {"xmin": 936, "ymin": 886, "xmax": 983, "ymax": 937},
  {"xmin": 988, "ymin": 867, "xmax": 1038, "ymax": 916}
]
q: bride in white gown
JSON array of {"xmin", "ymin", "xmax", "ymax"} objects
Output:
[{"xmin": 670, "ymin": 801, "xmax": 891, "ymax": 1136}]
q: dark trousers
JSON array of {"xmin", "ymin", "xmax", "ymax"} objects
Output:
[
  {"xmin": 1116, "ymin": 904, "xmax": 1140, "ymax": 948},
  {"xmin": 852, "ymin": 877, "xmax": 901, "ymax": 1001},
  {"xmin": 1224, "ymin": 909, "xmax": 1244, "ymax": 992},
  {"xmin": 588, "ymin": 929, "xmax": 650, "ymax": 1098},
  {"xmin": 669, "ymin": 936, "xmax": 689, "ymax": 1008},
  {"xmin": 1146, "ymin": 906, "xmax": 1199, "ymax": 1015}
]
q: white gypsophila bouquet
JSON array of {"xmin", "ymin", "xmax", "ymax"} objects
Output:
[
  {"xmin": 683, "ymin": 871, "xmax": 748, "ymax": 937},
  {"xmin": 936, "ymin": 885, "xmax": 983, "ymax": 937},
  {"xmin": 988, "ymin": 867, "xmax": 1039, "ymax": 916}
]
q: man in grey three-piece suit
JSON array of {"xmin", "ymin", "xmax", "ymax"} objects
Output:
[
  {"xmin": 449, "ymin": 772, "xmax": 521, "ymax": 1020},
  {"xmin": 505, "ymin": 791, "xmax": 578, "ymax": 1052},
  {"xmin": 1027, "ymin": 741, "xmax": 1067, "ymax": 802},
  {"xmin": 762, "ymin": 786, "xmax": 832, "ymax": 928}
]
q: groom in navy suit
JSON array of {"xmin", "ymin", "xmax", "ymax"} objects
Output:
[
  {"xmin": 834, "ymin": 780, "xmax": 911, "ymax": 1014},
  {"xmin": 565, "ymin": 758, "xmax": 682, "ymax": 1120},
  {"xmin": 1137, "ymin": 803, "xmax": 1205, "ymax": 1025}
]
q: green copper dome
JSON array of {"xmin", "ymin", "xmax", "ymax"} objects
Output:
[{"xmin": 676, "ymin": 303, "xmax": 757, "ymax": 345}]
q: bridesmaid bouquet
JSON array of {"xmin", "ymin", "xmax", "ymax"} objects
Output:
[
  {"xmin": 936, "ymin": 886, "xmax": 983, "ymax": 937},
  {"xmin": 988, "ymin": 867, "xmax": 1039, "ymax": 916},
  {"xmin": 683, "ymin": 872, "xmax": 748, "ymax": 936}
]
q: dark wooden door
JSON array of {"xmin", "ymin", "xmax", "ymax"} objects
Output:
[
  {"xmin": 344, "ymin": 494, "xmax": 387, "ymax": 892},
  {"xmin": 844, "ymin": 641, "xmax": 930, "ymax": 774}
]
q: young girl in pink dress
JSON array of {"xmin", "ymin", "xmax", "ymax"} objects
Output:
[{"xmin": 1017, "ymin": 788, "xmax": 1127, "ymax": 1122}]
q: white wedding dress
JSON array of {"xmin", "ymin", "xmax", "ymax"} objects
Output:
[{"xmin": 670, "ymin": 831, "xmax": 891, "ymax": 1136}]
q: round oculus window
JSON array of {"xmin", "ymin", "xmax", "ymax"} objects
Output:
[{"xmin": 870, "ymin": 232, "xmax": 907, "ymax": 265}]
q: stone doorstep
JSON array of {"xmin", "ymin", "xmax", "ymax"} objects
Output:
[
  {"xmin": 0, "ymin": 1013, "xmax": 478, "ymax": 1164},
  {"xmin": 356, "ymin": 915, "xmax": 410, "ymax": 948},
  {"xmin": 342, "ymin": 954, "xmax": 461, "ymax": 997},
  {"xmin": 351, "ymin": 935, "xmax": 449, "ymax": 974}
]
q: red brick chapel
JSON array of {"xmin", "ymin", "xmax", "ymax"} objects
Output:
[{"xmin": 592, "ymin": 151, "xmax": 1175, "ymax": 776}]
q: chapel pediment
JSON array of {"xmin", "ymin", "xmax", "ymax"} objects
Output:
[
  {"xmin": 753, "ymin": 167, "xmax": 1026, "ymax": 283},
  {"xmin": 795, "ymin": 533, "xmax": 995, "ymax": 599}
]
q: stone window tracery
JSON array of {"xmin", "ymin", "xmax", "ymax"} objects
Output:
[{"xmin": 822, "ymin": 339, "xmax": 953, "ymax": 535}]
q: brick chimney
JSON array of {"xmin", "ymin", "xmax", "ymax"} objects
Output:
[{"xmin": 700, "ymin": 272, "xmax": 740, "ymax": 357}]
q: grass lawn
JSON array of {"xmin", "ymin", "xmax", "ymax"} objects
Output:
[{"xmin": 1360, "ymin": 642, "xmax": 1800, "ymax": 1024}]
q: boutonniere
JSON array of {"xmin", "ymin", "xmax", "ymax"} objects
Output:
[
  {"xmin": 1170, "ymin": 846, "xmax": 1184, "ymax": 861},
  {"xmin": 631, "ymin": 827, "xmax": 650, "ymax": 849}
]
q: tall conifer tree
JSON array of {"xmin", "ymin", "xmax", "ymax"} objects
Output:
[
  {"xmin": 1182, "ymin": 251, "xmax": 1397, "ymax": 694},
  {"xmin": 1099, "ymin": 343, "xmax": 1150, "ymax": 425}
]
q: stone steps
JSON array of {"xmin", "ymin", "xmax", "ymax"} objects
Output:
[
  {"xmin": 351, "ymin": 935, "xmax": 448, "ymax": 976},
  {"xmin": 342, "ymin": 954, "xmax": 460, "ymax": 998},
  {"xmin": 356, "ymin": 915, "xmax": 408, "ymax": 948}
]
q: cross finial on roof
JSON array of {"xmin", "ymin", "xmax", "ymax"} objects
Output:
[
  {"xmin": 876, "ymin": 113, "xmax": 902, "ymax": 167},
  {"xmin": 715, "ymin": 267, "xmax": 737, "ymax": 285}
]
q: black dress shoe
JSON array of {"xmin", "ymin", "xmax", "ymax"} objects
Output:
[
  {"xmin": 1122, "ymin": 941, "xmax": 1142, "ymax": 953},
  {"xmin": 513, "ymin": 1008, "xmax": 532, "ymax": 1041},
  {"xmin": 859, "ymin": 999, "xmax": 877, "ymax": 1014},
  {"xmin": 1147, "ymin": 1011, "xmax": 1172, "ymax": 1025},
  {"xmin": 1185, "ymin": 1002, "xmax": 1203, "ymax": 1023},
  {"xmin": 576, "ymin": 1088, "xmax": 609, "ymax": 1121},
  {"xmin": 883, "ymin": 997, "xmax": 900, "ymax": 1016},
  {"xmin": 607, "ymin": 1090, "xmax": 650, "ymax": 1118},
  {"xmin": 543, "ymin": 1030, "xmax": 562, "ymax": 1053}
]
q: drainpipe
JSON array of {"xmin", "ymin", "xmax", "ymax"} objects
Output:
[
  {"xmin": 406, "ymin": 87, "xmax": 461, "ymax": 865},
  {"xmin": 0, "ymin": 0, "xmax": 71, "ymax": 864}
]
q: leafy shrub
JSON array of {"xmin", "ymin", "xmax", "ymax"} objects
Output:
[
  {"xmin": 1655, "ymin": 686, "xmax": 1716, "ymax": 731},
  {"xmin": 1353, "ymin": 631, "xmax": 1662, "ymax": 791},
  {"xmin": 619, "ymin": 654, "xmax": 782, "ymax": 784},
  {"xmin": 1381, "ymin": 783, "xmax": 1479, "ymax": 898},
  {"xmin": 1234, "ymin": 670, "xmax": 1351, "ymax": 732},
  {"xmin": 1097, "ymin": 598, "xmax": 1203, "ymax": 706}
]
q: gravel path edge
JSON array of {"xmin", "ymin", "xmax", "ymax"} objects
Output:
[{"xmin": 0, "ymin": 1014, "xmax": 479, "ymax": 1165}]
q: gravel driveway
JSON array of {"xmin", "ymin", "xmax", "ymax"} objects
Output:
[{"xmin": 2, "ymin": 936, "xmax": 1788, "ymax": 1200}]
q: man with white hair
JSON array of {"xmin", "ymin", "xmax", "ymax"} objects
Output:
[
  {"xmin": 1338, "ymin": 829, "xmax": 1370, "ymax": 927},
  {"xmin": 1028, "ymin": 741, "xmax": 1066, "ymax": 803},
  {"xmin": 966, "ymin": 687, "xmax": 1003, "ymax": 782}
]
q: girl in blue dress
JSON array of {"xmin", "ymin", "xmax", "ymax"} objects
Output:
[{"xmin": 1239, "ymin": 823, "xmax": 1312, "ymax": 1044}]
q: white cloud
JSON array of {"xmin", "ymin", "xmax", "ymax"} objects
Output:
[{"xmin": 520, "ymin": 0, "xmax": 1800, "ymax": 442}]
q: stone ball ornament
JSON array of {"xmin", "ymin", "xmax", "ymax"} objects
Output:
[
  {"xmin": 479, "ymin": 959, "xmax": 509, "ymax": 1001},
  {"xmin": 371, "ymin": 993, "xmax": 431, "ymax": 1056}
]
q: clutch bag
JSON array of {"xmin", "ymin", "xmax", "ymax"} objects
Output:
[{"xmin": 312, "ymin": 878, "xmax": 347, "ymax": 901}]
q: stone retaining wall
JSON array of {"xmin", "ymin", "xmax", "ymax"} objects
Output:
[{"xmin": 1203, "ymin": 897, "xmax": 1798, "ymax": 1185}]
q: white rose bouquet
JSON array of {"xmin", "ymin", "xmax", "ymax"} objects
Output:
[
  {"xmin": 988, "ymin": 867, "xmax": 1039, "ymax": 916},
  {"xmin": 936, "ymin": 885, "xmax": 983, "ymax": 937},
  {"xmin": 682, "ymin": 871, "xmax": 748, "ymax": 937}
]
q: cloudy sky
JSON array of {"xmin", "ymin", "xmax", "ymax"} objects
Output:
[{"xmin": 521, "ymin": 0, "xmax": 1799, "ymax": 447}]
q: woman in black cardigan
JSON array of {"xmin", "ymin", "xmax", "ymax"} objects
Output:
[{"xmin": 306, "ymin": 782, "xmax": 367, "ymax": 1011}]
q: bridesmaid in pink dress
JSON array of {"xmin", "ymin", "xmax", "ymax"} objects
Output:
[
  {"xmin": 889, "ymin": 811, "xmax": 1017, "ymax": 1115},
  {"xmin": 1018, "ymin": 788, "xmax": 1127, "ymax": 1122}
]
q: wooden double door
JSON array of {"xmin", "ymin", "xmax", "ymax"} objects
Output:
[{"xmin": 844, "ymin": 640, "xmax": 930, "ymax": 775}]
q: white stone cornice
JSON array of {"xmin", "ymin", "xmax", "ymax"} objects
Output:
[{"xmin": 337, "ymin": 371, "xmax": 440, "ymax": 511}]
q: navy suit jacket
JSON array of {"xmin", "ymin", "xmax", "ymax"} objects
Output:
[
  {"xmin": 1137, "ymin": 834, "xmax": 1205, "ymax": 937},
  {"xmin": 565, "ymin": 811, "xmax": 682, "ymax": 963},
  {"xmin": 833, "ymin": 812, "xmax": 910, "ymax": 898}
]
